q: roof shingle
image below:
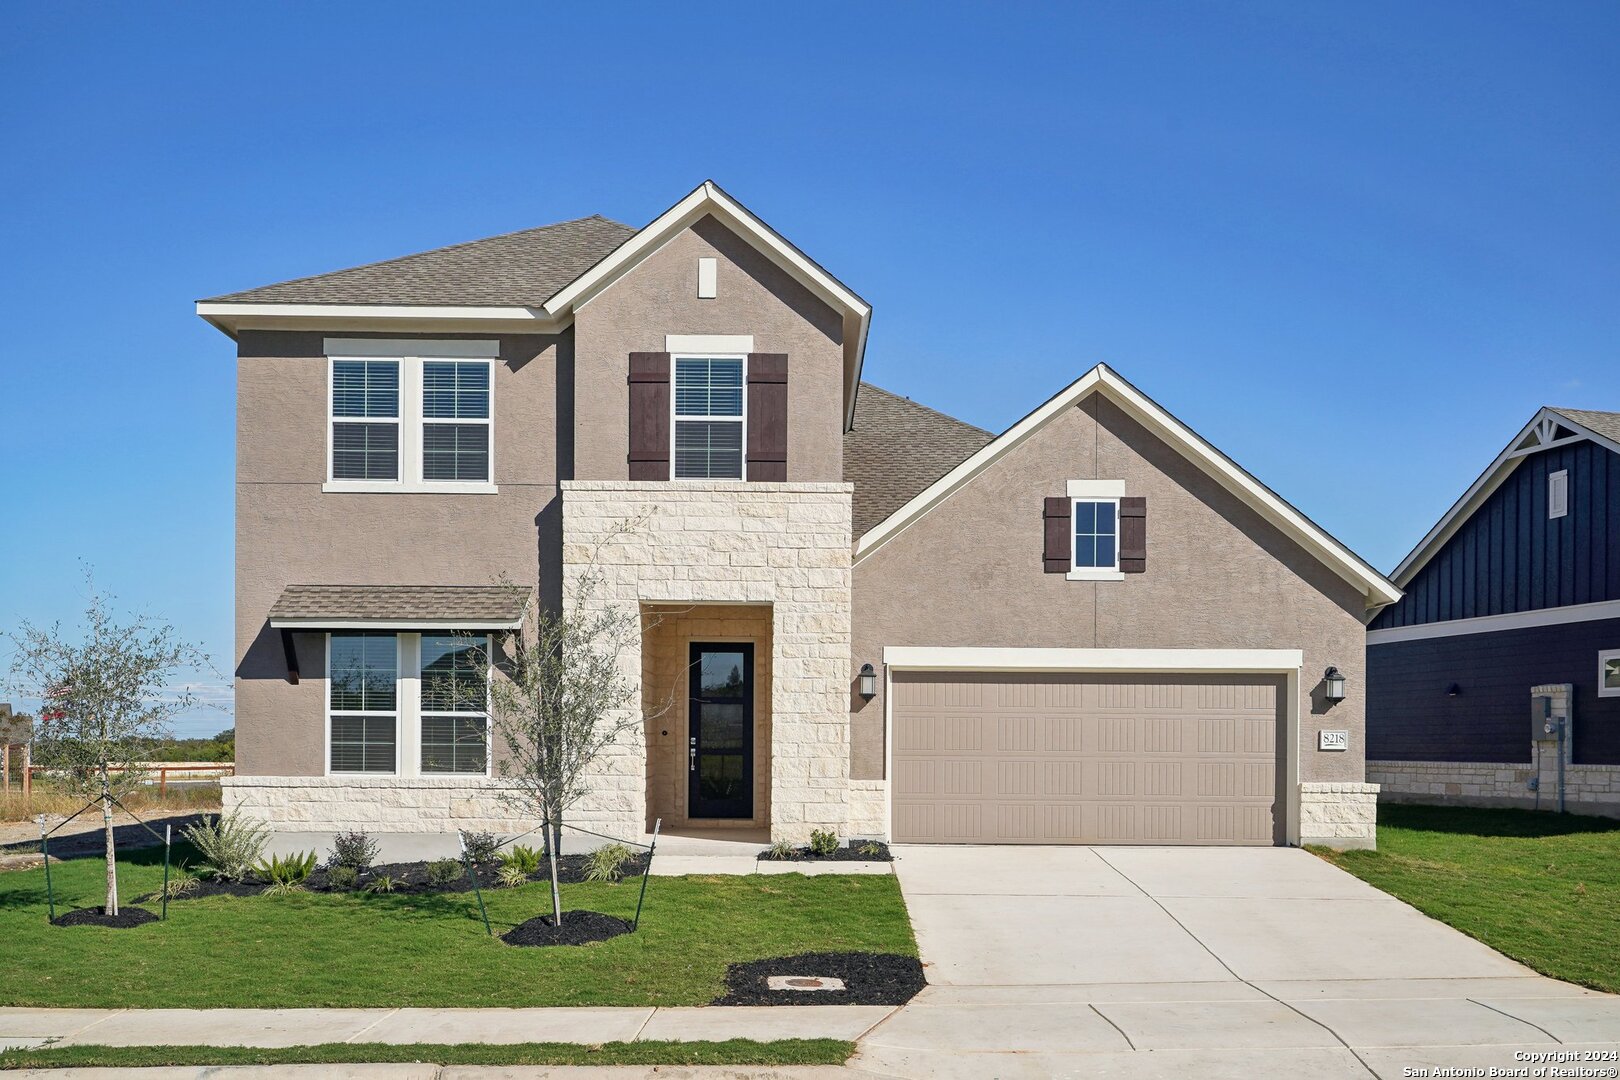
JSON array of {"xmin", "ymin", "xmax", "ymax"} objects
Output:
[
  {"xmin": 268, "ymin": 585, "xmax": 530, "ymax": 626},
  {"xmin": 205, "ymin": 215, "xmax": 636, "ymax": 307},
  {"xmin": 1549, "ymin": 407, "xmax": 1620, "ymax": 444},
  {"xmin": 844, "ymin": 384, "xmax": 994, "ymax": 538}
]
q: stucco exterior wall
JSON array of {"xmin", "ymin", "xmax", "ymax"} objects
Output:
[
  {"xmin": 851, "ymin": 393, "xmax": 1371, "ymax": 793},
  {"xmin": 234, "ymin": 330, "xmax": 566, "ymax": 777},
  {"xmin": 571, "ymin": 215, "xmax": 846, "ymax": 483},
  {"xmin": 562, "ymin": 480, "xmax": 852, "ymax": 843}
]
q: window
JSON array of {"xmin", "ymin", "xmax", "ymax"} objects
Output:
[
  {"xmin": 420, "ymin": 633, "xmax": 489, "ymax": 774},
  {"xmin": 1549, "ymin": 470, "xmax": 1568, "ymax": 519},
  {"xmin": 1073, "ymin": 499, "xmax": 1118, "ymax": 570},
  {"xmin": 326, "ymin": 341, "xmax": 496, "ymax": 492},
  {"xmin": 1600, "ymin": 650, "xmax": 1620, "ymax": 699},
  {"xmin": 330, "ymin": 361, "xmax": 400, "ymax": 480},
  {"xmin": 673, "ymin": 356, "xmax": 745, "ymax": 479},
  {"xmin": 329, "ymin": 633, "xmax": 398, "ymax": 773}
]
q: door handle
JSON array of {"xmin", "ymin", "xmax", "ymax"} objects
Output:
[{"xmin": 689, "ymin": 737, "xmax": 697, "ymax": 773}]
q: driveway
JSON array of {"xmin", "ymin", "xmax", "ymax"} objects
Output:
[{"xmin": 854, "ymin": 845, "xmax": 1620, "ymax": 1079}]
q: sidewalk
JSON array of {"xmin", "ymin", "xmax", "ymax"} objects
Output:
[{"xmin": 0, "ymin": 1005, "xmax": 895, "ymax": 1053}]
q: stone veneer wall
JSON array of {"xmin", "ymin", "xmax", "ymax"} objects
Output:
[
  {"xmin": 1298, "ymin": 782, "xmax": 1379, "ymax": 849},
  {"xmin": 222, "ymin": 776, "xmax": 535, "ymax": 834},
  {"xmin": 562, "ymin": 480, "xmax": 854, "ymax": 844},
  {"xmin": 846, "ymin": 780, "xmax": 887, "ymax": 839},
  {"xmin": 1370, "ymin": 761, "xmax": 1620, "ymax": 819}
]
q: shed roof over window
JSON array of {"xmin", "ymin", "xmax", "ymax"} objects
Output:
[{"xmin": 267, "ymin": 585, "xmax": 529, "ymax": 629}]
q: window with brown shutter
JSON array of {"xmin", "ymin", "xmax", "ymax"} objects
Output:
[
  {"xmin": 746, "ymin": 352, "xmax": 788, "ymax": 481},
  {"xmin": 1043, "ymin": 496, "xmax": 1070, "ymax": 572},
  {"xmin": 627, "ymin": 352, "xmax": 671, "ymax": 480},
  {"xmin": 1120, "ymin": 496, "xmax": 1147, "ymax": 573}
]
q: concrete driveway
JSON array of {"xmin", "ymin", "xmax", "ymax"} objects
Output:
[{"xmin": 853, "ymin": 845, "xmax": 1620, "ymax": 1079}]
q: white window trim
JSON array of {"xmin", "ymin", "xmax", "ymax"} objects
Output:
[
  {"xmin": 1549, "ymin": 469, "xmax": 1568, "ymax": 519},
  {"xmin": 1600, "ymin": 648, "xmax": 1620, "ymax": 699},
  {"xmin": 1070, "ymin": 495, "xmax": 1124, "ymax": 581},
  {"xmin": 324, "ymin": 631, "xmax": 494, "ymax": 778},
  {"xmin": 324, "ymin": 347, "xmax": 499, "ymax": 494},
  {"xmin": 671, "ymin": 353, "xmax": 748, "ymax": 482},
  {"xmin": 324, "ymin": 632, "xmax": 402, "ymax": 778}
]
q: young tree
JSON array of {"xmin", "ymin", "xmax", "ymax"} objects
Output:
[
  {"xmin": 8, "ymin": 587, "xmax": 209, "ymax": 916},
  {"xmin": 482, "ymin": 524, "xmax": 666, "ymax": 928}
]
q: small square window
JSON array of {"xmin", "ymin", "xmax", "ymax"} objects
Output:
[
  {"xmin": 1073, "ymin": 499, "xmax": 1119, "ymax": 570},
  {"xmin": 1600, "ymin": 649, "xmax": 1620, "ymax": 699}
]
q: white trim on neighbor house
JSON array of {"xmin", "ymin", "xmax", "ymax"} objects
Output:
[
  {"xmin": 1549, "ymin": 469, "xmax": 1569, "ymax": 519},
  {"xmin": 853, "ymin": 364, "xmax": 1402, "ymax": 608},
  {"xmin": 665, "ymin": 334, "xmax": 754, "ymax": 354},
  {"xmin": 1600, "ymin": 649, "xmax": 1620, "ymax": 699},
  {"xmin": 1365, "ymin": 598, "xmax": 1620, "ymax": 645},
  {"xmin": 1388, "ymin": 407, "xmax": 1620, "ymax": 588},
  {"xmin": 879, "ymin": 645, "xmax": 1306, "ymax": 845}
]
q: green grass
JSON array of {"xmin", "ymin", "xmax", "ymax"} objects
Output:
[
  {"xmin": 0, "ymin": 1039, "xmax": 854, "ymax": 1070},
  {"xmin": 0, "ymin": 844, "xmax": 915, "ymax": 1008},
  {"xmin": 1313, "ymin": 803, "xmax": 1620, "ymax": 993}
]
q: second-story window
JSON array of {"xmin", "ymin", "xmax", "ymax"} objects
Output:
[
  {"xmin": 673, "ymin": 355, "xmax": 745, "ymax": 479},
  {"xmin": 331, "ymin": 360, "xmax": 400, "ymax": 480},
  {"xmin": 423, "ymin": 361, "xmax": 491, "ymax": 482}
]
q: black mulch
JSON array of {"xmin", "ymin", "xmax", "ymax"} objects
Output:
[
  {"xmin": 713, "ymin": 950, "xmax": 925, "ymax": 1006},
  {"xmin": 52, "ymin": 905, "xmax": 160, "ymax": 929},
  {"xmin": 152, "ymin": 851, "xmax": 653, "ymax": 902},
  {"xmin": 501, "ymin": 909, "xmax": 632, "ymax": 947},
  {"xmin": 758, "ymin": 840, "xmax": 893, "ymax": 863}
]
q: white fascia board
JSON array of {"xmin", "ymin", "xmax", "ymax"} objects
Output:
[
  {"xmin": 271, "ymin": 618, "xmax": 520, "ymax": 631},
  {"xmin": 1389, "ymin": 408, "xmax": 1620, "ymax": 588},
  {"xmin": 882, "ymin": 646, "xmax": 1304, "ymax": 673},
  {"xmin": 1367, "ymin": 598, "xmax": 1620, "ymax": 645},
  {"xmin": 197, "ymin": 302, "xmax": 550, "ymax": 322},
  {"xmin": 853, "ymin": 363, "xmax": 1401, "ymax": 607}
]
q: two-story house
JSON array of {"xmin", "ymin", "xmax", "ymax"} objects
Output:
[
  {"xmin": 200, "ymin": 181, "xmax": 1399, "ymax": 852},
  {"xmin": 1367, "ymin": 408, "xmax": 1620, "ymax": 817}
]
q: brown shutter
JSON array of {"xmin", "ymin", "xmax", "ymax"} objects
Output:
[
  {"xmin": 1043, "ymin": 496, "xmax": 1070, "ymax": 572},
  {"xmin": 1120, "ymin": 496, "xmax": 1147, "ymax": 573},
  {"xmin": 627, "ymin": 352, "xmax": 670, "ymax": 480},
  {"xmin": 746, "ymin": 353, "xmax": 788, "ymax": 481}
]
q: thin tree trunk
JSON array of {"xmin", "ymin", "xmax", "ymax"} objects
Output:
[
  {"xmin": 100, "ymin": 769, "xmax": 119, "ymax": 916},
  {"xmin": 546, "ymin": 813, "xmax": 563, "ymax": 927}
]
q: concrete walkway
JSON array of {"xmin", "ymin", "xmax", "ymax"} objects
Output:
[{"xmin": 858, "ymin": 844, "xmax": 1620, "ymax": 1078}]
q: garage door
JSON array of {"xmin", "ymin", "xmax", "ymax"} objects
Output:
[{"xmin": 891, "ymin": 672, "xmax": 1283, "ymax": 845}]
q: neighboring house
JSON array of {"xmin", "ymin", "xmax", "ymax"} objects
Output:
[
  {"xmin": 200, "ymin": 180, "xmax": 1398, "ymax": 851},
  {"xmin": 1367, "ymin": 408, "xmax": 1620, "ymax": 818}
]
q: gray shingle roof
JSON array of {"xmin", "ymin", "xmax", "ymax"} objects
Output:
[
  {"xmin": 844, "ymin": 383, "xmax": 994, "ymax": 538},
  {"xmin": 1549, "ymin": 407, "xmax": 1620, "ymax": 444},
  {"xmin": 205, "ymin": 215, "xmax": 637, "ymax": 306},
  {"xmin": 268, "ymin": 585, "xmax": 530, "ymax": 626}
]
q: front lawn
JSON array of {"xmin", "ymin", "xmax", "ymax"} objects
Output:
[
  {"xmin": 0, "ymin": 845, "xmax": 915, "ymax": 1008},
  {"xmin": 0, "ymin": 1039, "xmax": 854, "ymax": 1070},
  {"xmin": 1314, "ymin": 803, "xmax": 1620, "ymax": 993}
]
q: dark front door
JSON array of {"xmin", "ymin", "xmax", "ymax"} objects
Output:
[{"xmin": 688, "ymin": 642, "xmax": 753, "ymax": 819}]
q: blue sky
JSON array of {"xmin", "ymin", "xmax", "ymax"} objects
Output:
[{"xmin": 2, "ymin": 2, "xmax": 1616, "ymax": 735}]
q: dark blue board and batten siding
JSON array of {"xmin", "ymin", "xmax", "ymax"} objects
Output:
[{"xmin": 1370, "ymin": 440, "xmax": 1620, "ymax": 630}]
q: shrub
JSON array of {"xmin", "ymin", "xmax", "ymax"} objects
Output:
[
  {"xmin": 500, "ymin": 844, "xmax": 543, "ymax": 875},
  {"xmin": 497, "ymin": 863, "xmax": 529, "ymax": 888},
  {"xmin": 330, "ymin": 830, "xmax": 380, "ymax": 871},
  {"xmin": 365, "ymin": 873, "xmax": 400, "ymax": 894},
  {"xmin": 462, "ymin": 831, "xmax": 502, "ymax": 864},
  {"xmin": 426, "ymin": 858, "xmax": 462, "ymax": 887},
  {"xmin": 153, "ymin": 873, "xmax": 198, "ymax": 900},
  {"xmin": 585, "ymin": 843, "xmax": 633, "ymax": 883},
  {"xmin": 808, "ymin": 829, "xmax": 839, "ymax": 857},
  {"xmin": 857, "ymin": 841, "xmax": 885, "ymax": 858},
  {"xmin": 263, "ymin": 880, "xmax": 304, "ymax": 897},
  {"xmin": 257, "ymin": 850, "xmax": 317, "ymax": 888},
  {"xmin": 182, "ymin": 813, "xmax": 269, "ymax": 881},
  {"xmin": 325, "ymin": 864, "xmax": 359, "ymax": 890},
  {"xmin": 765, "ymin": 839, "xmax": 796, "ymax": 861}
]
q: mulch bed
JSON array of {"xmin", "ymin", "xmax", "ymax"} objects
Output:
[
  {"xmin": 52, "ymin": 905, "xmax": 161, "ymax": 929},
  {"xmin": 713, "ymin": 950, "xmax": 925, "ymax": 1006},
  {"xmin": 758, "ymin": 840, "xmax": 893, "ymax": 863},
  {"xmin": 501, "ymin": 909, "xmax": 632, "ymax": 947},
  {"xmin": 151, "ymin": 851, "xmax": 653, "ymax": 902}
]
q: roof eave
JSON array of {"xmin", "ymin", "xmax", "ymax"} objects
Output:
[{"xmin": 194, "ymin": 301, "xmax": 565, "ymax": 339}]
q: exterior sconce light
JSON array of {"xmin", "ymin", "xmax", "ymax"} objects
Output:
[
  {"xmin": 858, "ymin": 663, "xmax": 877, "ymax": 699},
  {"xmin": 1446, "ymin": 682, "xmax": 1461, "ymax": 697},
  {"xmin": 1323, "ymin": 666, "xmax": 1347, "ymax": 702}
]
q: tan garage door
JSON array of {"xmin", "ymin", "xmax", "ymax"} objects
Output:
[{"xmin": 891, "ymin": 672, "xmax": 1283, "ymax": 845}]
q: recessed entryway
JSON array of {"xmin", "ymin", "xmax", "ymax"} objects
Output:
[{"xmin": 689, "ymin": 642, "xmax": 754, "ymax": 819}]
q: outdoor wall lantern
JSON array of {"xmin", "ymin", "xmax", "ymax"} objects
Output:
[
  {"xmin": 858, "ymin": 663, "xmax": 877, "ymax": 699},
  {"xmin": 1446, "ymin": 682, "xmax": 1462, "ymax": 697},
  {"xmin": 1322, "ymin": 666, "xmax": 1347, "ymax": 702}
]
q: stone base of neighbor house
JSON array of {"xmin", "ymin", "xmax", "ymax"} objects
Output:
[
  {"xmin": 1369, "ymin": 761, "xmax": 1620, "ymax": 820},
  {"xmin": 1298, "ymin": 782, "xmax": 1380, "ymax": 850}
]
